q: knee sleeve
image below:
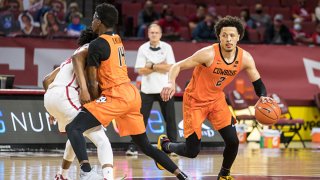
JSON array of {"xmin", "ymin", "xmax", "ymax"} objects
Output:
[
  {"xmin": 63, "ymin": 140, "xmax": 76, "ymax": 162},
  {"xmin": 85, "ymin": 126, "xmax": 113, "ymax": 166},
  {"xmin": 185, "ymin": 146, "xmax": 200, "ymax": 158}
]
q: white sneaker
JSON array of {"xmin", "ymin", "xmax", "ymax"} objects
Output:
[
  {"xmin": 80, "ymin": 169, "xmax": 103, "ymax": 180},
  {"xmin": 55, "ymin": 173, "xmax": 71, "ymax": 180},
  {"xmin": 125, "ymin": 145, "xmax": 138, "ymax": 156}
]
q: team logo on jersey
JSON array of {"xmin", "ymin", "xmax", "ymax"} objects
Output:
[
  {"xmin": 96, "ymin": 96, "xmax": 107, "ymax": 103},
  {"xmin": 213, "ymin": 67, "xmax": 237, "ymax": 76}
]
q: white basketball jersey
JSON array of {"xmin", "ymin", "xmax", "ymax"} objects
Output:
[{"xmin": 48, "ymin": 44, "xmax": 89, "ymax": 89}]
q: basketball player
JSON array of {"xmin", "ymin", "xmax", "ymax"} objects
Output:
[
  {"xmin": 65, "ymin": 3, "xmax": 189, "ymax": 180},
  {"xmin": 43, "ymin": 29, "xmax": 113, "ymax": 180},
  {"xmin": 159, "ymin": 16, "xmax": 274, "ymax": 180}
]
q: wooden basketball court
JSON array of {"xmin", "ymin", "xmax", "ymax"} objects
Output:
[{"xmin": 1, "ymin": 142, "xmax": 320, "ymax": 179}]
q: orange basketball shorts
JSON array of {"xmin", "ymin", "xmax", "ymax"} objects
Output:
[
  {"xmin": 84, "ymin": 83, "xmax": 146, "ymax": 137},
  {"xmin": 183, "ymin": 93, "xmax": 234, "ymax": 139}
]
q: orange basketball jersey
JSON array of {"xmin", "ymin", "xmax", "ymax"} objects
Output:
[
  {"xmin": 97, "ymin": 34, "xmax": 130, "ymax": 91},
  {"xmin": 185, "ymin": 43, "xmax": 243, "ymax": 102}
]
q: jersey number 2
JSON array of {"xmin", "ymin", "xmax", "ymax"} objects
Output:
[
  {"xmin": 118, "ymin": 46, "xmax": 126, "ymax": 66},
  {"xmin": 216, "ymin": 77, "xmax": 226, "ymax": 86}
]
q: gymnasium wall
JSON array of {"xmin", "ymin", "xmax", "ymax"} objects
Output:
[{"xmin": 1, "ymin": 37, "xmax": 319, "ymax": 102}]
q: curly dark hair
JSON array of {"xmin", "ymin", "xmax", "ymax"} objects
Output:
[
  {"xmin": 77, "ymin": 28, "xmax": 98, "ymax": 46},
  {"xmin": 214, "ymin": 16, "xmax": 244, "ymax": 40},
  {"xmin": 95, "ymin": 3, "xmax": 118, "ymax": 28}
]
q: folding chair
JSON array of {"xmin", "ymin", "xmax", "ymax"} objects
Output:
[
  {"xmin": 227, "ymin": 90, "xmax": 262, "ymax": 140},
  {"xmin": 270, "ymin": 93, "xmax": 306, "ymax": 148}
]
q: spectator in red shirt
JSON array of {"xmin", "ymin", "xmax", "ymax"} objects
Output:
[
  {"xmin": 305, "ymin": 23, "xmax": 320, "ymax": 45},
  {"xmin": 292, "ymin": 0, "xmax": 314, "ymax": 22},
  {"xmin": 157, "ymin": 9, "xmax": 181, "ymax": 40}
]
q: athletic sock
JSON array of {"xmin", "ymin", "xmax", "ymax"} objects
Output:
[
  {"xmin": 176, "ymin": 171, "xmax": 188, "ymax": 180},
  {"xmin": 218, "ymin": 167, "xmax": 230, "ymax": 176},
  {"xmin": 80, "ymin": 163, "xmax": 91, "ymax": 172},
  {"xmin": 103, "ymin": 167, "xmax": 113, "ymax": 179}
]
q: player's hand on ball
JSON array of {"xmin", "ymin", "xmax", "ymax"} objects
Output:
[
  {"xmin": 255, "ymin": 96, "xmax": 274, "ymax": 107},
  {"xmin": 161, "ymin": 82, "xmax": 175, "ymax": 101}
]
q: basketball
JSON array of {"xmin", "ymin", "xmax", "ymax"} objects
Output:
[{"xmin": 255, "ymin": 100, "xmax": 281, "ymax": 125}]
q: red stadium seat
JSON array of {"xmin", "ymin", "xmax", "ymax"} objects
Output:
[
  {"xmin": 280, "ymin": 0, "xmax": 296, "ymax": 7},
  {"xmin": 270, "ymin": 7, "xmax": 291, "ymax": 20},
  {"xmin": 170, "ymin": 4, "xmax": 185, "ymax": 17},
  {"xmin": 301, "ymin": 22, "xmax": 317, "ymax": 35},
  {"xmin": 247, "ymin": 28, "xmax": 261, "ymax": 43},
  {"xmin": 122, "ymin": 2, "xmax": 142, "ymax": 28},
  {"xmin": 179, "ymin": 26, "xmax": 191, "ymax": 41},
  {"xmin": 215, "ymin": 5, "xmax": 228, "ymax": 17},
  {"xmin": 261, "ymin": 0, "xmax": 281, "ymax": 7},
  {"xmin": 228, "ymin": 6, "xmax": 245, "ymax": 16},
  {"xmin": 270, "ymin": 93, "xmax": 306, "ymax": 148}
]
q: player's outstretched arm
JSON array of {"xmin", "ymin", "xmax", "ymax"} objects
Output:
[
  {"xmin": 161, "ymin": 46, "xmax": 214, "ymax": 101},
  {"xmin": 72, "ymin": 47, "xmax": 91, "ymax": 104},
  {"xmin": 242, "ymin": 51, "xmax": 273, "ymax": 103},
  {"xmin": 43, "ymin": 67, "xmax": 60, "ymax": 92}
]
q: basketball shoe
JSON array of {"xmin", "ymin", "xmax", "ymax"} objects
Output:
[
  {"xmin": 80, "ymin": 169, "xmax": 103, "ymax": 180},
  {"xmin": 217, "ymin": 175, "xmax": 234, "ymax": 180},
  {"xmin": 155, "ymin": 134, "xmax": 172, "ymax": 170},
  {"xmin": 125, "ymin": 144, "xmax": 138, "ymax": 156},
  {"xmin": 55, "ymin": 173, "xmax": 71, "ymax": 180}
]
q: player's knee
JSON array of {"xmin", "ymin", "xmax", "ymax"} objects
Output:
[
  {"xmin": 186, "ymin": 147, "xmax": 200, "ymax": 158},
  {"xmin": 226, "ymin": 135, "xmax": 239, "ymax": 148}
]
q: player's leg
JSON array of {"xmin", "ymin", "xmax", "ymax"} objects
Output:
[
  {"xmin": 158, "ymin": 95, "xmax": 177, "ymax": 142},
  {"xmin": 160, "ymin": 132, "xmax": 201, "ymax": 158},
  {"xmin": 55, "ymin": 140, "xmax": 75, "ymax": 180},
  {"xmin": 126, "ymin": 92, "xmax": 154, "ymax": 156},
  {"xmin": 84, "ymin": 126, "xmax": 113, "ymax": 180},
  {"xmin": 131, "ymin": 133, "xmax": 189, "ymax": 180},
  {"xmin": 217, "ymin": 124, "xmax": 239, "ymax": 179},
  {"xmin": 65, "ymin": 108, "xmax": 102, "ymax": 178}
]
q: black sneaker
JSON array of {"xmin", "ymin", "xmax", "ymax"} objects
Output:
[{"xmin": 125, "ymin": 144, "xmax": 138, "ymax": 156}]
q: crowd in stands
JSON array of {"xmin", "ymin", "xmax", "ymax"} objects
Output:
[
  {"xmin": 0, "ymin": 0, "xmax": 85, "ymax": 38},
  {"xmin": 1, "ymin": 0, "xmax": 320, "ymax": 46}
]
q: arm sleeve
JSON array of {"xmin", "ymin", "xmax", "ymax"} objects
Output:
[
  {"xmin": 166, "ymin": 44, "xmax": 176, "ymax": 64},
  {"xmin": 86, "ymin": 38, "xmax": 110, "ymax": 67},
  {"xmin": 252, "ymin": 78, "xmax": 267, "ymax": 97},
  {"xmin": 135, "ymin": 46, "xmax": 147, "ymax": 68}
]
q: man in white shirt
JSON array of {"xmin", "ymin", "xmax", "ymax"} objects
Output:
[{"xmin": 126, "ymin": 23, "xmax": 177, "ymax": 155}]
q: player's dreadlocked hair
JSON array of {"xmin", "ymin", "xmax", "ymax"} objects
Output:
[
  {"xmin": 214, "ymin": 16, "xmax": 244, "ymax": 40},
  {"xmin": 77, "ymin": 28, "xmax": 98, "ymax": 46},
  {"xmin": 95, "ymin": 3, "xmax": 118, "ymax": 28}
]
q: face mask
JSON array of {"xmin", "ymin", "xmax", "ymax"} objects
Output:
[
  {"xmin": 255, "ymin": 10, "xmax": 262, "ymax": 14},
  {"xmin": 294, "ymin": 24, "xmax": 302, "ymax": 31}
]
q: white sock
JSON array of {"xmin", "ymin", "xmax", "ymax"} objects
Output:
[
  {"xmin": 61, "ymin": 169, "xmax": 69, "ymax": 178},
  {"xmin": 103, "ymin": 167, "xmax": 113, "ymax": 179}
]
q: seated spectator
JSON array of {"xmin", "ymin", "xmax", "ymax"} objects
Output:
[
  {"xmin": 66, "ymin": 12, "xmax": 85, "ymax": 37},
  {"xmin": 157, "ymin": 9, "xmax": 181, "ymax": 41},
  {"xmin": 188, "ymin": 4, "xmax": 207, "ymax": 33},
  {"xmin": 41, "ymin": 11, "xmax": 65, "ymax": 38},
  {"xmin": 65, "ymin": 2, "xmax": 83, "ymax": 24},
  {"xmin": 315, "ymin": 0, "xmax": 320, "ymax": 23},
  {"xmin": 251, "ymin": 3, "xmax": 271, "ymax": 28},
  {"xmin": 18, "ymin": 11, "xmax": 41, "ymax": 36},
  {"xmin": 292, "ymin": 0, "xmax": 314, "ymax": 22},
  {"xmin": 160, "ymin": 4, "xmax": 169, "ymax": 18},
  {"xmin": 264, "ymin": 14, "xmax": 294, "ymax": 45},
  {"xmin": 304, "ymin": 23, "xmax": 320, "ymax": 45},
  {"xmin": 240, "ymin": 8, "xmax": 257, "ymax": 29},
  {"xmin": 137, "ymin": 0, "xmax": 159, "ymax": 38},
  {"xmin": 290, "ymin": 19, "xmax": 309, "ymax": 45},
  {"xmin": 192, "ymin": 13, "xmax": 217, "ymax": 42},
  {"xmin": 0, "ymin": 0, "xmax": 21, "ymax": 36}
]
